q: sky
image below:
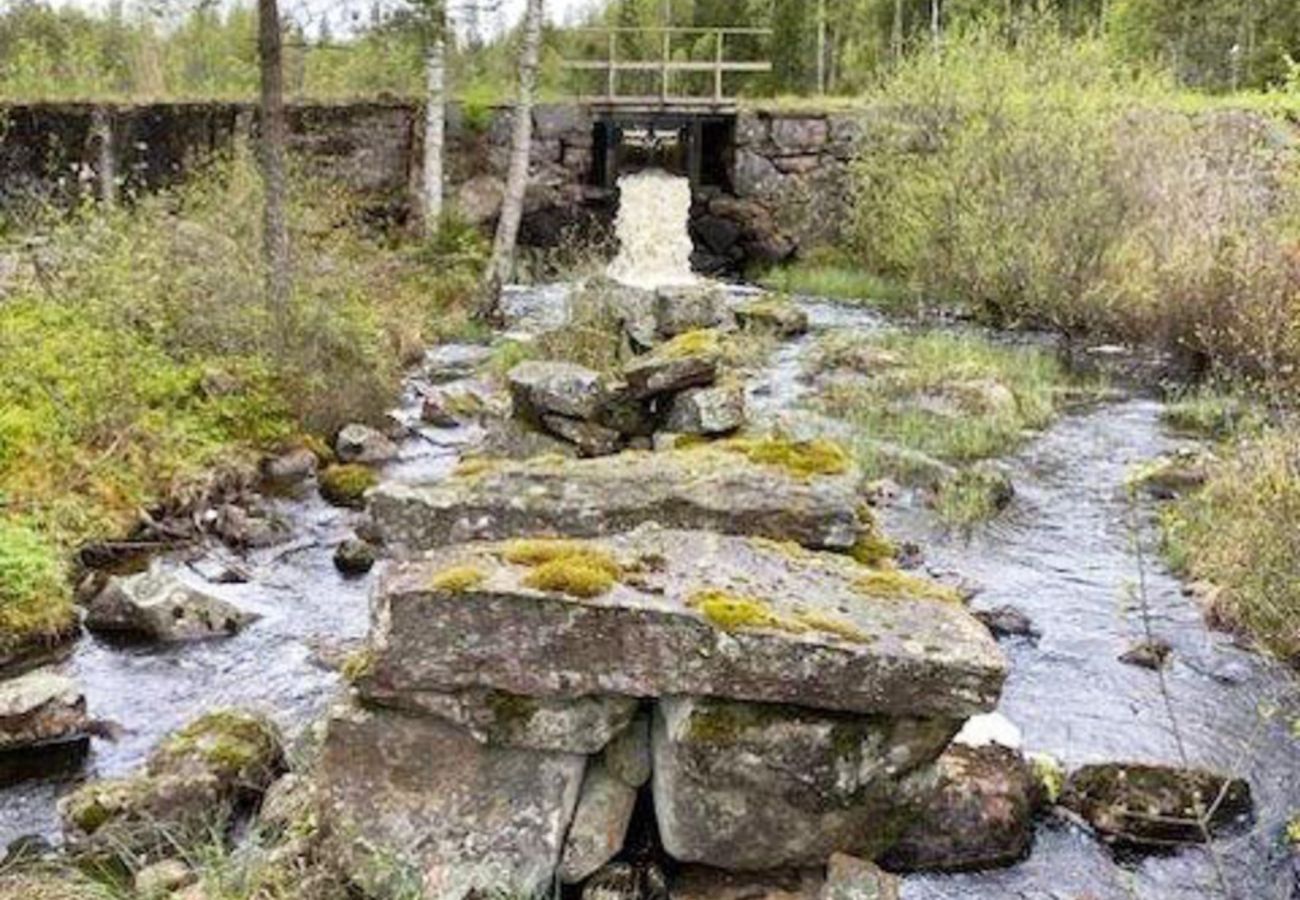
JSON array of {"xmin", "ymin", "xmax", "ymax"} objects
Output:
[{"xmin": 44, "ymin": 0, "xmax": 606, "ymax": 40}]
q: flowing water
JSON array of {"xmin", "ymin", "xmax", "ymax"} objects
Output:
[
  {"xmin": 606, "ymin": 170, "xmax": 698, "ymax": 289},
  {"xmin": 4, "ymin": 181, "xmax": 1299, "ymax": 897}
]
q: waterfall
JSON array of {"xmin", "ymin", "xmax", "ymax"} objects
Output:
[{"xmin": 606, "ymin": 169, "xmax": 697, "ymax": 289}]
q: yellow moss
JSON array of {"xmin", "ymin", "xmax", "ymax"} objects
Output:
[
  {"xmin": 654, "ymin": 328, "xmax": 722, "ymax": 360},
  {"xmin": 452, "ymin": 456, "xmax": 500, "ymax": 479},
  {"xmin": 318, "ymin": 464, "xmax": 377, "ymax": 507},
  {"xmin": 687, "ymin": 588, "xmax": 807, "ymax": 634},
  {"xmin": 341, "ymin": 647, "xmax": 376, "ymax": 683},
  {"xmin": 707, "ymin": 435, "xmax": 852, "ymax": 479},
  {"xmin": 791, "ymin": 609, "xmax": 872, "ymax": 643},
  {"xmin": 850, "ymin": 531, "xmax": 898, "ymax": 567},
  {"xmin": 855, "ymin": 569, "xmax": 962, "ymax": 604},
  {"xmin": 523, "ymin": 557, "xmax": 617, "ymax": 598},
  {"xmin": 430, "ymin": 564, "xmax": 488, "ymax": 592},
  {"xmin": 500, "ymin": 539, "xmax": 621, "ymax": 577}
]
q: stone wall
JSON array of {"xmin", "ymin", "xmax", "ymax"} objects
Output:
[{"xmin": 0, "ymin": 101, "xmax": 856, "ymax": 267}]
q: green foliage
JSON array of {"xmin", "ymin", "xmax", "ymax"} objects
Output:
[
  {"xmin": 847, "ymin": 22, "xmax": 1300, "ymax": 381},
  {"xmin": 0, "ymin": 151, "xmax": 479, "ymax": 653},
  {"xmin": 1161, "ymin": 427, "xmax": 1300, "ymax": 664},
  {"xmin": 318, "ymin": 465, "xmax": 379, "ymax": 508},
  {"xmin": 757, "ymin": 251, "xmax": 917, "ymax": 309},
  {"xmin": 0, "ymin": 520, "xmax": 74, "ymax": 659}
]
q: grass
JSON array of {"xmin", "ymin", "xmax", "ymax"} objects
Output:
[
  {"xmin": 757, "ymin": 260, "xmax": 917, "ymax": 309},
  {"xmin": 0, "ymin": 151, "xmax": 483, "ymax": 660},
  {"xmin": 816, "ymin": 330, "xmax": 1068, "ymax": 465},
  {"xmin": 1159, "ymin": 426, "xmax": 1300, "ymax": 665}
]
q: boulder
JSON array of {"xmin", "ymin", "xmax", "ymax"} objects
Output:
[
  {"xmin": 652, "ymin": 696, "xmax": 957, "ymax": 869},
  {"xmin": 366, "ymin": 528, "xmax": 1005, "ymax": 719},
  {"xmin": 654, "ymin": 286, "xmax": 734, "ymax": 338},
  {"xmin": 879, "ymin": 744, "xmax": 1038, "ymax": 872},
  {"xmin": 622, "ymin": 332, "xmax": 721, "ymax": 399},
  {"xmin": 604, "ymin": 711, "xmax": 652, "ymax": 788},
  {"xmin": 316, "ymin": 702, "xmax": 586, "ymax": 900},
  {"xmin": 1118, "ymin": 639, "xmax": 1172, "ymax": 670},
  {"xmin": 821, "ymin": 854, "xmax": 900, "ymax": 900},
  {"xmin": 559, "ymin": 761, "xmax": 639, "ymax": 883},
  {"xmin": 1060, "ymin": 763, "xmax": 1252, "ymax": 849},
  {"xmin": 455, "ymin": 175, "xmax": 505, "ymax": 226},
  {"xmin": 420, "ymin": 390, "xmax": 462, "ymax": 428},
  {"xmin": 735, "ymin": 298, "xmax": 810, "ymax": 337},
  {"xmin": 542, "ymin": 414, "xmax": 624, "ymax": 457},
  {"xmin": 369, "ymin": 441, "xmax": 870, "ymax": 554},
  {"xmin": 664, "ymin": 383, "xmax": 746, "ymax": 436},
  {"xmin": 85, "ymin": 569, "xmax": 259, "ymax": 642},
  {"xmin": 336, "ymin": 423, "xmax": 400, "ymax": 464},
  {"xmin": 358, "ymin": 685, "xmax": 639, "ymax": 754},
  {"xmin": 333, "ymin": 539, "xmax": 377, "ymax": 576},
  {"xmin": 572, "ymin": 278, "xmax": 658, "ymax": 350},
  {"xmin": 974, "ymin": 605, "xmax": 1039, "ymax": 642},
  {"xmin": 0, "ymin": 669, "xmax": 87, "ymax": 753},
  {"xmin": 509, "ymin": 360, "xmax": 608, "ymax": 421},
  {"xmin": 260, "ymin": 447, "xmax": 318, "ymax": 485},
  {"xmin": 61, "ymin": 710, "xmax": 283, "ymax": 864}
]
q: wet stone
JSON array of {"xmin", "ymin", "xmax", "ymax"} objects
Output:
[
  {"xmin": 735, "ymin": 299, "xmax": 810, "ymax": 338},
  {"xmin": 542, "ymin": 414, "xmax": 625, "ymax": 457},
  {"xmin": 1060, "ymin": 763, "xmax": 1253, "ymax": 850},
  {"xmin": 317, "ymin": 702, "xmax": 586, "ymax": 900},
  {"xmin": 974, "ymin": 605, "xmax": 1039, "ymax": 642},
  {"xmin": 604, "ymin": 711, "xmax": 652, "ymax": 788},
  {"xmin": 333, "ymin": 539, "xmax": 377, "ymax": 576},
  {"xmin": 651, "ymin": 696, "xmax": 959, "ymax": 869},
  {"xmin": 0, "ymin": 668, "xmax": 87, "ymax": 753},
  {"xmin": 664, "ymin": 383, "xmax": 746, "ymax": 436},
  {"xmin": 1118, "ymin": 638, "xmax": 1172, "ymax": 670},
  {"xmin": 509, "ymin": 360, "xmax": 607, "ymax": 421},
  {"xmin": 879, "ymin": 744, "xmax": 1038, "ymax": 873},
  {"xmin": 368, "ymin": 528, "xmax": 1005, "ymax": 719},
  {"xmin": 335, "ymin": 423, "xmax": 400, "ymax": 464},
  {"xmin": 85, "ymin": 568, "xmax": 259, "ymax": 642},
  {"xmin": 821, "ymin": 853, "xmax": 900, "ymax": 900}
]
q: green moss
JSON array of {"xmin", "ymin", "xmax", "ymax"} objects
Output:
[
  {"xmin": 486, "ymin": 691, "xmax": 541, "ymax": 727},
  {"xmin": 706, "ymin": 435, "xmax": 853, "ymax": 479},
  {"xmin": 341, "ymin": 647, "xmax": 376, "ymax": 683},
  {"xmin": 684, "ymin": 702, "xmax": 771, "ymax": 745},
  {"xmin": 430, "ymin": 565, "xmax": 488, "ymax": 592},
  {"xmin": 1029, "ymin": 752, "xmax": 1065, "ymax": 805},
  {"xmin": 318, "ymin": 464, "xmax": 378, "ymax": 508},
  {"xmin": 849, "ymin": 530, "xmax": 898, "ymax": 567},
  {"xmin": 522, "ymin": 557, "xmax": 617, "ymax": 598},
  {"xmin": 298, "ymin": 433, "xmax": 336, "ymax": 467},
  {"xmin": 1288, "ymin": 814, "xmax": 1300, "ymax": 847},
  {"xmin": 791, "ymin": 609, "xmax": 872, "ymax": 643},
  {"xmin": 687, "ymin": 588, "xmax": 807, "ymax": 634},
  {"xmin": 653, "ymin": 329, "xmax": 722, "ymax": 360},
  {"xmin": 855, "ymin": 569, "xmax": 963, "ymax": 604},
  {"xmin": 0, "ymin": 519, "xmax": 75, "ymax": 659},
  {"xmin": 500, "ymin": 539, "xmax": 612, "ymax": 572},
  {"xmin": 152, "ymin": 710, "xmax": 283, "ymax": 785}
]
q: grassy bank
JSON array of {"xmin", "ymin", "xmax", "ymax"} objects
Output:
[
  {"xmin": 0, "ymin": 152, "xmax": 482, "ymax": 664},
  {"xmin": 1157, "ymin": 409, "xmax": 1300, "ymax": 665},
  {"xmin": 810, "ymin": 329, "xmax": 1084, "ymax": 524}
]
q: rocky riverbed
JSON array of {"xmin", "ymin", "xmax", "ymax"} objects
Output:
[{"xmin": 1, "ymin": 282, "xmax": 1297, "ymax": 900}]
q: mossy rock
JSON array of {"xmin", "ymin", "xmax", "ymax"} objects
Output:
[
  {"xmin": 148, "ymin": 709, "xmax": 285, "ymax": 793},
  {"xmin": 318, "ymin": 464, "xmax": 378, "ymax": 508}
]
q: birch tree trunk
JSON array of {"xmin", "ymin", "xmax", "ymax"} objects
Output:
[
  {"xmin": 891, "ymin": 0, "xmax": 903, "ymax": 66},
  {"xmin": 422, "ymin": 13, "xmax": 446, "ymax": 235},
  {"xmin": 483, "ymin": 0, "xmax": 544, "ymax": 306},
  {"xmin": 258, "ymin": 0, "xmax": 292, "ymax": 332}
]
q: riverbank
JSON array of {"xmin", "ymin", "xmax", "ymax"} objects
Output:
[{"xmin": 0, "ymin": 152, "xmax": 482, "ymax": 672}]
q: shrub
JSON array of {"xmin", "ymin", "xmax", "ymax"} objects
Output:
[{"xmin": 847, "ymin": 22, "xmax": 1300, "ymax": 384}]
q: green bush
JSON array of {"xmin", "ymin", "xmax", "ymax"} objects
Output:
[{"xmin": 847, "ymin": 22, "xmax": 1300, "ymax": 382}]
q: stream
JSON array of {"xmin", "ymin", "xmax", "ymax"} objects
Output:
[{"xmin": 3, "ymin": 286, "xmax": 1298, "ymax": 900}]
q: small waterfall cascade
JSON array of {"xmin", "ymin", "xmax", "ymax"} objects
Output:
[{"xmin": 606, "ymin": 169, "xmax": 697, "ymax": 289}]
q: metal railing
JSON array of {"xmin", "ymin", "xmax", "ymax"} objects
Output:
[{"xmin": 560, "ymin": 26, "xmax": 772, "ymax": 107}]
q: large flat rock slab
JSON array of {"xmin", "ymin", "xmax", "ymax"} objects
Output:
[
  {"xmin": 652, "ymin": 696, "xmax": 957, "ymax": 869},
  {"xmin": 365, "ymin": 527, "xmax": 1005, "ymax": 718},
  {"xmin": 369, "ymin": 441, "xmax": 868, "ymax": 554},
  {"xmin": 317, "ymin": 703, "xmax": 586, "ymax": 900}
]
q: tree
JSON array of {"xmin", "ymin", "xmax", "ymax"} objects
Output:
[
  {"xmin": 257, "ymin": 0, "xmax": 291, "ymax": 331},
  {"xmin": 418, "ymin": 2, "xmax": 447, "ymax": 233},
  {"xmin": 483, "ymin": 0, "xmax": 544, "ymax": 304}
]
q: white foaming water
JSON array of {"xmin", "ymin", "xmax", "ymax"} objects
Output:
[{"xmin": 607, "ymin": 169, "xmax": 698, "ymax": 289}]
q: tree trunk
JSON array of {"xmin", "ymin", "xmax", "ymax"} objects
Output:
[
  {"xmin": 891, "ymin": 0, "xmax": 903, "ymax": 66},
  {"xmin": 483, "ymin": 0, "xmax": 544, "ymax": 307},
  {"xmin": 930, "ymin": 0, "xmax": 941, "ymax": 50},
  {"xmin": 422, "ymin": 14, "xmax": 446, "ymax": 235},
  {"xmin": 258, "ymin": 0, "xmax": 292, "ymax": 331}
]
